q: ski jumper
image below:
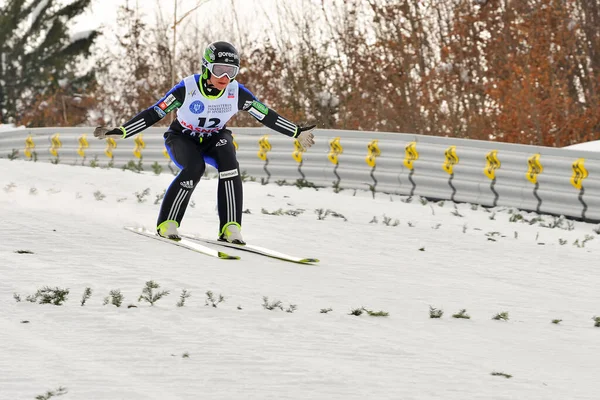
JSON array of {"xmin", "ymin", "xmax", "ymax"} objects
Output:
[{"xmin": 116, "ymin": 74, "xmax": 302, "ymax": 234}]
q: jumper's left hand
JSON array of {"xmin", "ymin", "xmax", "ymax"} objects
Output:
[{"xmin": 296, "ymin": 125, "xmax": 316, "ymax": 151}]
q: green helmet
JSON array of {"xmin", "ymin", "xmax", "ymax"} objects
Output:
[{"xmin": 202, "ymin": 41, "xmax": 240, "ymax": 80}]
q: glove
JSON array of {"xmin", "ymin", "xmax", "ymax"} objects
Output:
[
  {"xmin": 296, "ymin": 124, "xmax": 316, "ymax": 151},
  {"xmin": 94, "ymin": 126, "xmax": 123, "ymax": 140}
]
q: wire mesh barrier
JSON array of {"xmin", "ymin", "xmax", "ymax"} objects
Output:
[{"xmin": 2, "ymin": 127, "xmax": 600, "ymax": 222}]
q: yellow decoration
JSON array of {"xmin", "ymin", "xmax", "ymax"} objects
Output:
[
  {"xmin": 258, "ymin": 135, "xmax": 271, "ymax": 161},
  {"xmin": 526, "ymin": 154, "xmax": 543, "ymax": 184},
  {"xmin": 484, "ymin": 150, "xmax": 501, "ymax": 180},
  {"xmin": 404, "ymin": 141, "xmax": 419, "ymax": 170},
  {"xmin": 24, "ymin": 135, "xmax": 35, "ymax": 159},
  {"xmin": 133, "ymin": 135, "xmax": 145, "ymax": 159},
  {"xmin": 328, "ymin": 137, "xmax": 343, "ymax": 165},
  {"xmin": 232, "ymin": 135, "xmax": 238, "ymax": 151},
  {"xmin": 570, "ymin": 158, "xmax": 588, "ymax": 190},
  {"xmin": 365, "ymin": 140, "xmax": 380, "ymax": 168},
  {"xmin": 163, "ymin": 148, "xmax": 170, "ymax": 159},
  {"xmin": 443, "ymin": 145, "xmax": 459, "ymax": 175},
  {"xmin": 105, "ymin": 137, "xmax": 117, "ymax": 159},
  {"xmin": 77, "ymin": 134, "xmax": 89, "ymax": 158},
  {"xmin": 292, "ymin": 139, "xmax": 306, "ymax": 163},
  {"xmin": 49, "ymin": 134, "xmax": 62, "ymax": 157}
]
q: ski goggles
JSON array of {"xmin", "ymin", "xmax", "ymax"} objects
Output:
[{"xmin": 204, "ymin": 60, "xmax": 239, "ymax": 79}]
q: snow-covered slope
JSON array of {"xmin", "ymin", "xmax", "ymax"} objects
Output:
[{"xmin": 1, "ymin": 159, "xmax": 599, "ymax": 400}]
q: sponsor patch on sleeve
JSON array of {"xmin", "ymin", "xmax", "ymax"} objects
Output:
[
  {"xmin": 154, "ymin": 106, "xmax": 167, "ymax": 118},
  {"xmin": 248, "ymin": 107, "xmax": 266, "ymax": 121},
  {"xmin": 252, "ymin": 100, "xmax": 269, "ymax": 115}
]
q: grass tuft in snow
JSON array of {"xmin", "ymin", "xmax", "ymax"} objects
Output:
[
  {"xmin": 154, "ymin": 190, "xmax": 166, "ymax": 205},
  {"xmin": 22, "ymin": 287, "xmax": 70, "ymax": 306},
  {"xmin": 262, "ymin": 296, "xmax": 283, "ymax": 311},
  {"xmin": 593, "ymin": 316, "xmax": 600, "ymax": 327},
  {"xmin": 93, "ymin": 190, "xmax": 105, "ymax": 201},
  {"xmin": 151, "ymin": 162, "xmax": 162, "ymax": 175},
  {"xmin": 315, "ymin": 208, "xmax": 348, "ymax": 221},
  {"xmin": 205, "ymin": 291, "xmax": 225, "ymax": 308},
  {"xmin": 348, "ymin": 307, "xmax": 389, "ymax": 317},
  {"xmin": 138, "ymin": 281, "xmax": 170, "ymax": 306},
  {"xmin": 320, "ymin": 308, "xmax": 333, "ymax": 314},
  {"xmin": 452, "ymin": 309, "xmax": 471, "ymax": 319},
  {"xmin": 450, "ymin": 206, "xmax": 463, "ymax": 217},
  {"xmin": 295, "ymin": 178, "xmax": 318, "ymax": 190},
  {"xmin": 80, "ymin": 287, "xmax": 92, "ymax": 306},
  {"xmin": 7, "ymin": 149, "xmax": 19, "ymax": 160},
  {"xmin": 429, "ymin": 306, "xmax": 444, "ymax": 319},
  {"xmin": 35, "ymin": 386, "xmax": 68, "ymax": 399},
  {"xmin": 176, "ymin": 289, "xmax": 191, "ymax": 307},
  {"xmin": 492, "ymin": 311, "xmax": 510, "ymax": 321},
  {"xmin": 491, "ymin": 372, "xmax": 512, "ymax": 379},
  {"xmin": 134, "ymin": 188, "xmax": 151, "ymax": 203},
  {"xmin": 123, "ymin": 159, "xmax": 143, "ymax": 173},
  {"xmin": 103, "ymin": 289, "xmax": 124, "ymax": 307},
  {"xmin": 365, "ymin": 308, "xmax": 389, "ymax": 317},
  {"xmin": 552, "ymin": 319, "xmax": 562, "ymax": 324},
  {"xmin": 14, "ymin": 249, "xmax": 34, "ymax": 254},
  {"xmin": 286, "ymin": 304, "xmax": 298, "ymax": 313},
  {"xmin": 349, "ymin": 308, "xmax": 364, "ymax": 316},
  {"xmin": 382, "ymin": 215, "xmax": 400, "ymax": 226}
]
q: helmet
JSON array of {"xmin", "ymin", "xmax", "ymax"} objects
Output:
[{"xmin": 202, "ymin": 41, "xmax": 240, "ymax": 81}]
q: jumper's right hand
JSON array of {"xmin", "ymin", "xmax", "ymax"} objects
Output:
[
  {"xmin": 296, "ymin": 124, "xmax": 316, "ymax": 151},
  {"xmin": 93, "ymin": 126, "xmax": 123, "ymax": 140}
]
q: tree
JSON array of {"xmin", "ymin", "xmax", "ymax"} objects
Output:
[{"xmin": 0, "ymin": 0, "xmax": 99, "ymax": 126}]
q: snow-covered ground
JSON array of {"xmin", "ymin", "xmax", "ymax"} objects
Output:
[
  {"xmin": 1, "ymin": 157, "xmax": 599, "ymax": 400},
  {"xmin": 0, "ymin": 124, "xmax": 23, "ymax": 133}
]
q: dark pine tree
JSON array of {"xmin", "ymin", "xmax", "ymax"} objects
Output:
[{"xmin": 0, "ymin": 0, "xmax": 98, "ymax": 125}]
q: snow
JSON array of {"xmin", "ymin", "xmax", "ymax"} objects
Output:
[
  {"xmin": 0, "ymin": 123, "xmax": 24, "ymax": 132},
  {"xmin": 69, "ymin": 30, "xmax": 95, "ymax": 43},
  {"xmin": 29, "ymin": 0, "xmax": 51, "ymax": 26},
  {"xmin": 564, "ymin": 140, "xmax": 600, "ymax": 152},
  {"xmin": 1, "ymin": 155, "xmax": 600, "ymax": 400}
]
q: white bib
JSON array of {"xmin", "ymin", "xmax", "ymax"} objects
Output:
[{"xmin": 176, "ymin": 75, "xmax": 239, "ymax": 137}]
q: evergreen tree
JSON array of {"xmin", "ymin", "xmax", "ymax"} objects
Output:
[{"xmin": 0, "ymin": 0, "xmax": 98, "ymax": 125}]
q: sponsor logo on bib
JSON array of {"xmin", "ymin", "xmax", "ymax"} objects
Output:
[{"xmin": 189, "ymin": 100, "xmax": 205, "ymax": 114}]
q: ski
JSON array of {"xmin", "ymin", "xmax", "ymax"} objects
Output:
[
  {"xmin": 181, "ymin": 234, "xmax": 319, "ymax": 264},
  {"xmin": 125, "ymin": 227, "xmax": 239, "ymax": 260}
]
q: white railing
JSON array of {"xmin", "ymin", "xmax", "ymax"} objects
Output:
[{"xmin": 2, "ymin": 127, "xmax": 599, "ymax": 222}]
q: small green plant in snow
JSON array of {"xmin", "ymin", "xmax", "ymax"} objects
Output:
[
  {"xmin": 176, "ymin": 289, "xmax": 191, "ymax": 307},
  {"xmin": 35, "ymin": 386, "xmax": 68, "ymax": 399},
  {"xmin": 429, "ymin": 306, "xmax": 444, "ymax": 319},
  {"xmin": 94, "ymin": 190, "xmax": 105, "ymax": 201},
  {"xmin": 135, "ymin": 188, "xmax": 151, "ymax": 203},
  {"xmin": 80, "ymin": 287, "xmax": 92, "ymax": 306},
  {"xmin": 262, "ymin": 296, "xmax": 283, "ymax": 311},
  {"xmin": 492, "ymin": 311, "xmax": 509, "ymax": 321},
  {"xmin": 138, "ymin": 281, "xmax": 170, "ymax": 306},
  {"xmin": 452, "ymin": 309, "xmax": 471, "ymax": 319},
  {"xmin": 205, "ymin": 291, "xmax": 225, "ymax": 308},
  {"xmin": 103, "ymin": 289, "xmax": 124, "ymax": 307}
]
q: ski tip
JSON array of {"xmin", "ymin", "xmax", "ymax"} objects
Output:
[
  {"xmin": 219, "ymin": 252, "xmax": 240, "ymax": 260},
  {"xmin": 299, "ymin": 258, "xmax": 320, "ymax": 264}
]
